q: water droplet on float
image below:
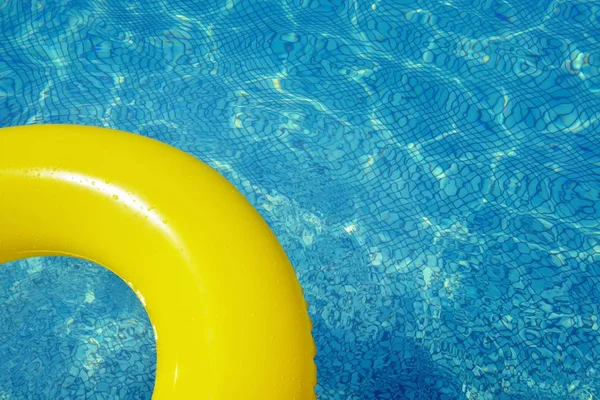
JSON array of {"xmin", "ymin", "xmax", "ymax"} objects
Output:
[{"xmin": 112, "ymin": 195, "xmax": 119, "ymax": 200}]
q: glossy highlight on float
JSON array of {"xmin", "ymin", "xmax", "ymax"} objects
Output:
[{"xmin": 0, "ymin": 124, "xmax": 317, "ymax": 399}]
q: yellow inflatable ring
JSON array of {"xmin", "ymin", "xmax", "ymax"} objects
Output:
[{"xmin": 0, "ymin": 124, "xmax": 317, "ymax": 399}]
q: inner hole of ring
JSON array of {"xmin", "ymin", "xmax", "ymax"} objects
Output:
[{"xmin": 0, "ymin": 256, "xmax": 157, "ymax": 399}]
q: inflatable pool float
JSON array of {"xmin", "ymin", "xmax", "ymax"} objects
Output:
[{"xmin": 0, "ymin": 124, "xmax": 317, "ymax": 399}]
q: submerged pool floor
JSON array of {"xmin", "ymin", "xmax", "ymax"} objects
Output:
[{"xmin": 1, "ymin": 0, "xmax": 600, "ymax": 398}]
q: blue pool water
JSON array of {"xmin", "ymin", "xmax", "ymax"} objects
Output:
[{"xmin": 1, "ymin": 0, "xmax": 600, "ymax": 398}]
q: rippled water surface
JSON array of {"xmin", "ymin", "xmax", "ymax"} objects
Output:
[{"xmin": 1, "ymin": 0, "xmax": 600, "ymax": 398}]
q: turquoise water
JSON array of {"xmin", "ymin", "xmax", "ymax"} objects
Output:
[{"xmin": 1, "ymin": 0, "xmax": 600, "ymax": 398}]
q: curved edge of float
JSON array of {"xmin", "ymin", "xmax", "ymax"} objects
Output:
[{"xmin": 0, "ymin": 124, "xmax": 317, "ymax": 399}]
